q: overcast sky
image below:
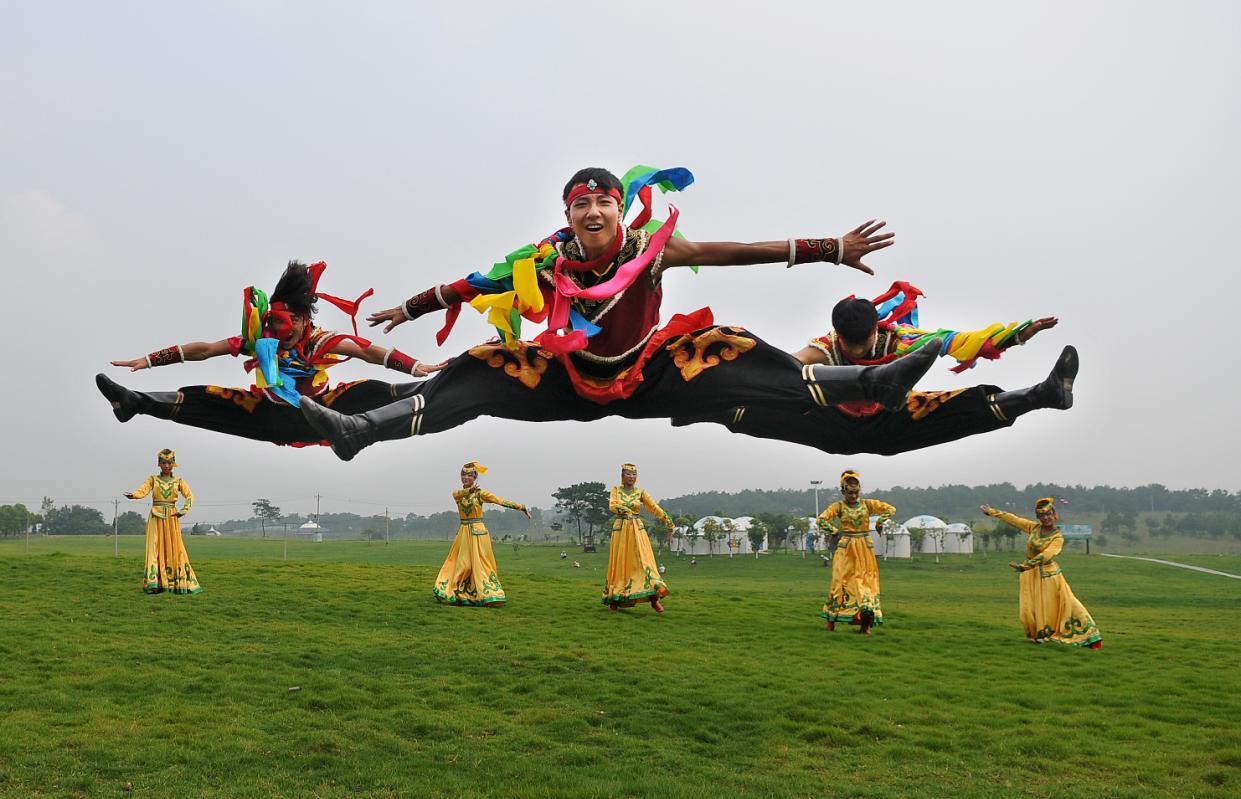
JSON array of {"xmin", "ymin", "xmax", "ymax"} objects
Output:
[{"xmin": 3, "ymin": 2, "xmax": 1238, "ymax": 522}]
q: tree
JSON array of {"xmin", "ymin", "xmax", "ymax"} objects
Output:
[
  {"xmin": 788, "ymin": 516, "xmax": 810, "ymax": 553},
  {"xmin": 0, "ymin": 504, "xmax": 31, "ymax": 536},
  {"xmin": 552, "ymin": 482, "xmax": 609, "ymax": 545},
  {"xmin": 701, "ymin": 518, "xmax": 723, "ymax": 557},
  {"xmin": 252, "ymin": 498, "xmax": 282, "ymax": 538},
  {"xmin": 755, "ymin": 512, "xmax": 791, "ymax": 552},
  {"xmin": 116, "ymin": 511, "xmax": 145, "ymax": 534},
  {"xmin": 746, "ymin": 517, "xmax": 768, "ymax": 555},
  {"xmin": 43, "ymin": 504, "xmax": 108, "ymax": 534}
]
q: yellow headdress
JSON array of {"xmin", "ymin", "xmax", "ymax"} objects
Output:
[
  {"xmin": 621, "ymin": 463, "xmax": 638, "ymax": 473},
  {"xmin": 840, "ymin": 470, "xmax": 861, "ymax": 488},
  {"xmin": 1035, "ymin": 497, "xmax": 1056, "ymax": 513},
  {"xmin": 157, "ymin": 449, "xmax": 177, "ymax": 467},
  {"xmin": 460, "ymin": 461, "xmax": 487, "ymax": 476}
]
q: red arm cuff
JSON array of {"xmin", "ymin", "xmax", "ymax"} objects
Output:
[
  {"xmin": 147, "ymin": 346, "xmax": 184, "ymax": 367},
  {"xmin": 794, "ymin": 238, "xmax": 841, "ymax": 265},
  {"xmin": 384, "ymin": 348, "xmax": 418, "ymax": 374}
]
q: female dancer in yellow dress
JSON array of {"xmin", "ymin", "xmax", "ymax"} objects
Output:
[
  {"xmin": 982, "ymin": 498, "xmax": 1102, "ymax": 648},
  {"xmin": 125, "ymin": 449, "xmax": 201, "ymax": 595},
  {"xmin": 433, "ymin": 461, "xmax": 530, "ymax": 606},
  {"xmin": 817, "ymin": 470, "xmax": 894, "ymax": 633},
  {"xmin": 603, "ymin": 463, "xmax": 674, "ymax": 612}
]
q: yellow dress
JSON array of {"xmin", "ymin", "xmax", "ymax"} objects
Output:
[
  {"xmin": 433, "ymin": 488, "xmax": 524, "ymax": 606},
  {"xmin": 129, "ymin": 475, "xmax": 201, "ymax": 595},
  {"xmin": 989, "ymin": 511, "xmax": 1102, "ymax": 646},
  {"xmin": 817, "ymin": 499, "xmax": 894, "ymax": 623},
  {"xmin": 602, "ymin": 486, "xmax": 672, "ymax": 607}
]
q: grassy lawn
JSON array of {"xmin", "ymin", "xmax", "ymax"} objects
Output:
[{"xmin": 1, "ymin": 537, "xmax": 1238, "ymax": 799}]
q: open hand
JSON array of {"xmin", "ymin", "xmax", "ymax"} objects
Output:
[
  {"xmin": 839, "ymin": 220, "xmax": 895, "ymax": 276},
  {"xmin": 522, "ymin": 507, "xmax": 533, "ymax": 520},
  {"xmin": 111, "ymin": 358, "xmax": 148, "ymax": 372},
  {"xmin": 414, "ymin": 360, "xmax": 449, "ymax": 377},
  {"xmin": 980, "ymin": 504, "xmax": 995, "ymax": 515},
  {"xmin": 367, "ymin": 307, "xmax": 408, "ymax": 334},
  {"xmin": 1020, "ymin": 317, "xmax": 1059, "ymax": 344}
]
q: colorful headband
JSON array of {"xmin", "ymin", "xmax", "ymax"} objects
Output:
[
  {"xmin": 1035, "ymin": 497, "xmax": 1056, "ymax": 512},
  {"xmin": 157, "ymin": 449, "xmax": 177, "ymax": 466},
  {"xmin": 840, "ymin": 470, "xmax": 861, "ymax": 487},
  {"xmin": 621, "ymin": 463, "xmax": 638, "ymax": 472},
  {"xmin": 564, "ymin": 179, "xmax": 624, "ymax": 208},
  {"xmin": 461, "ymin": 461, "xmax": 488, "ymax": 475}
]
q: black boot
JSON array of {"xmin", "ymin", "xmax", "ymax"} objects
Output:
[
  {"xmin": 300, "ymin": 395, "xmax": 425, "ymax": 462},
  {"xmin": 990, "ymin": 345, "xmax": 1078, "ymax": 421},
  {"xmin": 95, "ymin": 374, "xmax": 179, "ymax": 422},
  {"xmin": 804, "ymin": 342, "xmax": 937, "ymax": 412}
]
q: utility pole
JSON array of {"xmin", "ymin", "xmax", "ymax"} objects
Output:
[
  {"xmin": 385, "ymin": 506, "xmax": 390, "ymax": 545},
  {"xmin": 807, "ymin": 480, "xmax": 823, "ymax": 559},
  {"xmin": 113, "ymin": 498, "xmax": 119, "ymax": 557},
  {"xmin": 315, "ymin": 494, "xmax": 322, "ymax": 525},
  {"xmin": 283, "ymin": 521, "xmax": 288, "ymax": 562}
]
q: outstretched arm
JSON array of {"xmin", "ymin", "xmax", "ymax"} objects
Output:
[
  {"xmin": 366, "ymin": 281, "xmax": 474, "ymax": 335},
  {"xmin": 125, "ymin": 476, "xmax": 154, "ymax": 500},
  {"xmin": 981, "ymin": 505, "xmax": 1040, "ymax": 535},
  {"xmin": 327, "ymin": 339, "xmax": 448, "ymax": 378},
  {"xmin": 111, "ymin": 339, "xmax": 234, "ymax": 371},
  {"xmin": 479, "ymin": 490, "xmax": 532, "ymax": 519},
  {"xmin": 660, "ymin": 220, "xmax": 894, "ymax": 276}
]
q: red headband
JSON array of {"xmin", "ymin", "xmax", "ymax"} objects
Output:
[{"xmin": 565, "ymin": 181, "xmax": 623, "ymax": 208}]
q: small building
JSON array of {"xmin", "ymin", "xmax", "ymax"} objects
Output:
[
  {"xmin": 672, "ymin": 516, "xmax": 767, "ymax": 555},
  {"xmin": 944, "ymin": 522, "xmax": 974, "ymax": 554},
  {"xmin": 298, "ymin": 520, "xmax": 324, "ymax": 543},
  {"xmin": 904, "ymin": 514, "xmax": 949, "ymax": 555}
]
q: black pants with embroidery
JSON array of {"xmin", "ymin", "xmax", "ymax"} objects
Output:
[
  {"xmin": 404, "ymin": 327, "xmax": 814, "ymax": 435},
  {"xmin": 669, "ymin": 384, "xmax": 1013, "ymax": 455},
  {"xmin": 147, "ymin": 380, "xmax": 422, "ymax": 445}
]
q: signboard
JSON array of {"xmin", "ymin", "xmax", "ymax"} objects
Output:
[{"xmin": 1061, "ymin": 524, "xmax": 1093, "ymax": 540}]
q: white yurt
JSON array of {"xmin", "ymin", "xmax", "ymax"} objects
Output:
[
  {"xmin": 298, "ymin": 520, "xmax": 324, "ymax": 543},
  {"xmin": 788, "ymin": 517, "xmax": 826, "ymax": 552},
  {"xmin": 672, "ymin": 516, "xmax": 765, "ymax": 555},
  {"xmin": 944, "ymin": 522, "xmax": 974, "ymax": 554},
  {"xmin": 877, "ymin": 520, "xmax": 911, "ymax": 559},
  {"xmin": 904, "ymin": 514, "xmax": 949, "ymax": 555}
]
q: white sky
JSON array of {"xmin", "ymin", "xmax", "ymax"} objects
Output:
[{"xmin": 3, "ymin": 1, "xmax": 1238, "ymax": 521}]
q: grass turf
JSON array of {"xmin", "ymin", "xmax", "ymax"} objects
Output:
[{"xmin": 1, "ymin": 536, "xmax": 1238, "ymax": 798}]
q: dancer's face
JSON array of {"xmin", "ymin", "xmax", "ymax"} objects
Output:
[
  {"xmin": 838, "ymin": 328, "xmax": 879, "ymax": 360},
  {"xmin": 566, "ymin": 193, "xmax": 622, "ymax": 256},
  {"xmin": 159, "ymin": 462, "xmax": 174, "ymax": 477},
  {"xmin": 461, "ymin": 472, "xmax": 476, "ymax": 488},
  {"xmin": 841, "ymin": 480, "xmax": 861, "ymax": 504},
  {"xmin": 621, "ymin": 470, "xmax": 637, "ymax": 489},
  {"xmin": 1036, "ymin": 507, "xmax": 1057, "ymax": 528}
]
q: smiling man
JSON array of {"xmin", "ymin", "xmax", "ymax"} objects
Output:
[{"xmin": 300, "ymin": 165, "xmax": 937, "ymax": 460}]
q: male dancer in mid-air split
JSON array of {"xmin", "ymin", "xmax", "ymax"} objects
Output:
[
  {"xmin": 300, "ymin": 165, "xmax": 938, "ymax": 460},
  {"xmin": 671, "ymin": 283, "xmax": 1078, "ymax": 455}
]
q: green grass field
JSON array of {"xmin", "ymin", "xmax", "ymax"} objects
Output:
[{"xmin": 1, "ymin": 536, "xmax": 1239, "ymax": 799}]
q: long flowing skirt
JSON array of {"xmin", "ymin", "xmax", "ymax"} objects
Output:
[
  {"xmin": 142, "ymin": 514, "xmax": 201, "ymax": 595},
  {"xmin": 602, "ymin": 519, "xmax": 668, "ymax": 606},
  {"xmin": 821, "ymin": 534, "xmax": 882, "ymax": 623},
  {"xmin": 433, "ymin": 521, "xmax": 505, "ymax": 606},
  {"xmin": 1018, "ymin": 563, "xmax": 1101, "ymax": 646}
]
